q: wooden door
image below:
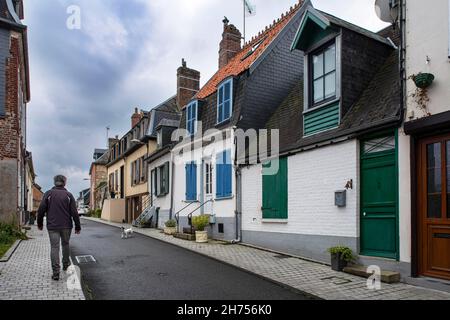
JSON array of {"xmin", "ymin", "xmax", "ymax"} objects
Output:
[
  {"xmin": 360, "ymin": 135, "xmax": 398, "ymax": 259},
  {"xmin": 418, "ymin": 135, "xmax": 450, "ymax": 280}
]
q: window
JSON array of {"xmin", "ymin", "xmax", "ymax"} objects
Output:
[
  {"xmin": 205, "ymin": 163, "xmax": 213, "ymax": 195},
  {"xmin": 311, "ymin": 43, "xmax": 336, "ymax": 106},
  {"xmin": 151, "ymin": 169, "xmax": 158, "ymax": 196},
  {"xmin": 157, "ymin": 162, "xmax": 170, "ymax": 197},
  {"xmin": 115, "ymin": 170, "xmax": 119, "ymax": 192},
  {"xmin": 186, "ymin": 101, "xmax": 198, "ymax": 136},
  {"xmin": 216, "ymin": 150, "xmax": 232, "ymax": 199},
  {"xmin": 185, "ymin": 162, "xmax": 197, "ymax": 201},
  {"xmin": 157, "ymin": 130, "xmax": 162, "ymax": 148},
  {"xmin": 217, "ymin": 79, "xmax": 233, "ymax": 124}
]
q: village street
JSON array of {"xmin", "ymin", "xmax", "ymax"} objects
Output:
[{"xmin": 71, "ymin": 219, "xmax": 310, "ymax": 300}]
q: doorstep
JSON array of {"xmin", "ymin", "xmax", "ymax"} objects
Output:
[{"xmin": 343, "ymin": 265, "xmax": 401, "ymax": 284}]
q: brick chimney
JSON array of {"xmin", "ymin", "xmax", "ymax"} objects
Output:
[
  {"xmin": 219, "ymin": 17, "xmax": 242, "ymax": 69},
  {"xmin": 131, "ymin": 108, "xmax": 142, "ymax": 128},
  {"xmin": 177, "ymin": 59, "xmax": 200, "ymax": 110}
]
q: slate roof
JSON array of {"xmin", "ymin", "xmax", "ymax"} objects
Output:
[
  {"xmin": 153, "ymin": 95, "xmax": 178, "ymax": 113},
  {"xmin": 93, "ymin": 150, "xmax": 110, "ymax": 165},
  {"xmin": 156, "ymin": 118, "xmax": 180, "ymax": 129},
  {"xmin": 0, "ymin": 0, "xmax": 9, "ymax": 20},
  {"xmin": 263, "ymin": 48, "xmax": 401, "ymax": 157},
  {"xmin": 195, "ymin": 0, "xmax": 305, "ymax": 100}
]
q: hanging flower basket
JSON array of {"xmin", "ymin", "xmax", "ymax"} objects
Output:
[{"xmin": 413, "ymin": 73, "xmax": 435, "ymax": 89}]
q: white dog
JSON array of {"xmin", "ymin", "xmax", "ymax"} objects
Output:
[{"xmin": 121, "ymin": 226, "xmax": 134, "ymax": 239}]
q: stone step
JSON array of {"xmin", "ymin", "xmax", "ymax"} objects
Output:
[
  {"xmin": 174, "ymin": 233, "xmax": 196, "ymax": 241},
  {"xmin": 343, "ymin": 265, "xmax": 401, "ymax": 284},
  {"xmin": 182, "ymin": 227, "xmax": 197, "ymax": 235}
]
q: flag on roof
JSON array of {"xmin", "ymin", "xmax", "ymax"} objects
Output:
[{"xmin": 244, "ymin": 0, "xmax": 256, "ymax": 17}]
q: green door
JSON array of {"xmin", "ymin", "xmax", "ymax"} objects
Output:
[
  {"xmin": 262, "ymin": 158, "xmax": 288, "ymax": 219},
  {"xmin": 360, "ymin": 135, "xmax": 398, "ymax": 259}
]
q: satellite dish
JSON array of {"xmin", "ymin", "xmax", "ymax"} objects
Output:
[{"xmin": 375, "ymin": 0, "xmax": 399, "ymax": 23}]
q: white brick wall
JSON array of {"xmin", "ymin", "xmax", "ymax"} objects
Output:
[{"xmin": 242, "ymin": 140, "xmax": 359, "ymax": 238}]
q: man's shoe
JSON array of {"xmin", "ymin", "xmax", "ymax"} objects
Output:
[{"xmin": 52, "ymin": 273, "xmax": 60, "ymax": 281}]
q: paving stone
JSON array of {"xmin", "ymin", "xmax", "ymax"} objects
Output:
[{"xmin": 0, "ymin": 226, "xmax": 85, "ymax": 300}]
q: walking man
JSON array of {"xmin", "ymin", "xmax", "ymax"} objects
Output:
[{"xmin": 37, "ymin": 175, "xmax": 81, "ymax": 281}]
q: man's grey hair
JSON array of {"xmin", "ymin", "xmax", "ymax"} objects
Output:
[{"xmin": 54, "ymin": 175, "xmax": 67, "ymax": 187}]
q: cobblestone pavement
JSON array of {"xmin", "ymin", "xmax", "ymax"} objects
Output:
[
  {"xmin": 83, "ymin": 217, "xmax": 450, "ymax": 300},
  {"xmin": 0, "ymin": 226, "xmax": 85, "ymax": 300}
]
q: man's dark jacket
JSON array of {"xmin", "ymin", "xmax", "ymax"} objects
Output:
[{"xmin": 37, "ymin": 187, "xmax": 81, "ymax": 231}]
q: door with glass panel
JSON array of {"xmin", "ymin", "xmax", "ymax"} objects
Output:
[
  {"xmin": 360, "ymin": 135, "xmax": 398, "ymax": 259},
  {"xmin": 203, "ymin": 160, "xmax": 214, "ymax": 215},
  {"xmin": 418, "ymin": 135, "xmax": 450, "ymax": 280}
]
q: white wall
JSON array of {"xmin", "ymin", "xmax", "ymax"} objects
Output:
[
  {"xmin": 242, "ymin": 140, "xmax": 359, "ymax": 238},
  {"xmin": 405, "ymin": 0, "xmax": 450, "ymax": 119},
  {"xmin": 148, "ymin": 152, "xmax": 172, "ymax": 212},
  {"xmin": 172, "ymin": 135, "xmax": 236, "ymax": 219}
]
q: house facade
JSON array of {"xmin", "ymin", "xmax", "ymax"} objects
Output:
[
  {"xmin": 89, "ymin": 149, "xmax": 108, "ymax": 211},
  {"xmin": 173, "ymin": 1, "xmax": 307, "ymax": 240},
  {"xmin": 240, "ymin": 4, "xmax": 404, "ymax": 274},
  {"xmin": 0, "ymin": 0, "xmax": 30, "ymax": 225},
  {"xmin": 400, "ymin": 0, "xmax": 450, "ymax": 282}
]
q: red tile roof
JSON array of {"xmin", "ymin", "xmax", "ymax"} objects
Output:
[{"xmin": 194, "ymin": 0, "xmax": 304, "ymax": 101}]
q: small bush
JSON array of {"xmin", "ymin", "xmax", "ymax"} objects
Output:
[
  {"xmin": 94, "ymin": 209, "xmax": 102, "ymax": 218},
  {"xmin": 191, "ymin": 215, "xmax": 210, "ymax": 232},
  {"xmin": 327, "ymin": 246, "xmax": 354, "ymax": 262},
  {"xmin": 165, "ymin": 219, "xmax": 177, "ymax": 228},
  {"xmin": 0, "ymin": 222, "xmax": 28, "ymax": 245}
]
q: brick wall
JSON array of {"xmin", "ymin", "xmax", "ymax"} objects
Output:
[
  {"xmin": 219, "ymin": 22, "xmax": 241, "ymax": 69},
  {"xmin": 176, "ymin": 59, "xmax": 200, "ymax": 110},
  {"xmin": 0, "ymin": 36, "xmax": 20, "ymax": 160},
  {"xmin": 241, "ymin": 139, "xmax": 359, "ymax": 238}
]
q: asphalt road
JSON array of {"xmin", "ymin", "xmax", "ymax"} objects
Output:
[{"xmin": 70, "ymin": 219, "xmax": 311, "ymax": 300}]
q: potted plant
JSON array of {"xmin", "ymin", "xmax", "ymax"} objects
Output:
[
  {"xmin": 327, "ymin": 246, "xmax": 354, "ymax": 272},
  {"xmin": 164, "ymin": 219, "xmax": 177, "ymax": 235},
  {"xmin": 192, "ymin": 215, "xmax": 210, "ymax": 243},
  {"xmin": 412, "ymin": 72, "xmax": 435, "ymax": 89}
]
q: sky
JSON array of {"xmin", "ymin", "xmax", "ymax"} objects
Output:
[{"xmin": 24, "ymin": 0, "xmax": 388, "ymax": 195}]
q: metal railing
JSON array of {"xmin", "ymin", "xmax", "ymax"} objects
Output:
[
  {"xmin": 174, "ymin": 202, "xmax": 198, "ymax": 233},
  {"xmin": 186, "ymin": 199, "xmax": 214, "ymax": 234}
]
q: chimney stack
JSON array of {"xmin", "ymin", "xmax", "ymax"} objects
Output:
[
  {"xmin": 131, "ymin": 108, "xmax": 143, "ymax": 128},
  {"xmin": 108, "ymin": 137, "xmax": 119, "ymax": 150},
  {"xmin": 177, "ymin": 59, "xmax": 200, "ymax": 110},
  {"xmin": 219, "ymin": 17, "xmax": 242, "ymax": 69}
]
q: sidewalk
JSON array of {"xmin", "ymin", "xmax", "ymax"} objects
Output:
[
  {"xmin": 0, "ymin": 226, "xmax": 85, "ymax": 300},
  {"xmin": 84, "ymin": 217, "xmax": 450, "ymax": 300}
]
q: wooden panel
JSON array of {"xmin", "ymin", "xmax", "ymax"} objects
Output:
[{"xmin": 304, "ymin": 102, "xmax": 339, "ymax": 136}]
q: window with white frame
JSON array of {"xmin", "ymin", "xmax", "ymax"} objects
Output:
[
  {"xmin": 217, "ymin": 79, "xmax": 233, "ymax": 124},
  {"xmin": 205, "ymin": 162, "xmax": 213, "ymax": 195},
  {"xmin": 186, "ymin": 101, "xmax": 198, "ymax": 136},
  {"xmin": 311, "ymin": 42, "xmax": 336, "ymax": 106}
]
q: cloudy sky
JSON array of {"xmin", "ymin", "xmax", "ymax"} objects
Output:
[{"xmin": 24, "ymin": 0, "xmax": 388, "ymax": 195}]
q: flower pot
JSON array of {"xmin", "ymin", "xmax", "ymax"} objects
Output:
[
  {"xmin": 413, "ymin": 73, "xmax": 434, "ymax": 89},
  {"xmin": 330, "ymin": 253, "xmax": 348, "ymax": 272},
  {"xmin": 164, "ymin": 227, "xmax": 177, "ymax": 235},
  {"xmin": 195, "ymin": 231, "xmax": 208, "ymax": 243}
]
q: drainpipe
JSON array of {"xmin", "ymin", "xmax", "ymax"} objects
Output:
[
  {"xmin": 232, "ymin": 126, "xmax": 242, "ymax": 244},
  {"xmin": 169, "ymin": 151, "xmax": 175, "ymax": 220}
]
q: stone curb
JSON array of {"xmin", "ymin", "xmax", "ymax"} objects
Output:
[{"xmin": 0, "ymin": 240, "xmax": 22, "ymax": 263}]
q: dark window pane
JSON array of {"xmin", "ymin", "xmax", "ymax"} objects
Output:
[
  {"xmin": 427, "ymin": 143, "xmax": 442, "ymax": 218},
  {"xmin": 224, "ymin": 82, "xmax": 231, "ymax": 101}
]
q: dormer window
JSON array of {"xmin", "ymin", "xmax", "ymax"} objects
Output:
[
  {"xmin": 311, "ymin": 42, "xmax": 336, "ymax": 107},
  {"xmin": 157, "ymin": 129, "xmax": 162, "ymax": 148},
  {"xmin": 186, "ymin": 101, "xmax": 198, "ymax": 136},
  {"xmin": 217, "ymin": 78, "xmax": 233, "ymax": 124}
]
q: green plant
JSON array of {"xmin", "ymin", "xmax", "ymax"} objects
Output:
[
  {"xmin": 0, "ymin": 222, "xmax": 28, "ymax": 244},
  {"xmin": 327, "ymin": 246, "xmax": 354, "ymax": 262},
  {"xmin": 94, "ymin": 209, "xmax": 102, "ymax": 218},
  {"xmin": 165, "ymin": 219, "xmax": 177, "ymax": 228},
  {"xmin": 191, "ymin": 215, "xmax": 210, "ymax": 232}
]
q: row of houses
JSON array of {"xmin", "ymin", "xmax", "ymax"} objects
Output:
[
  {"xmin": 89, "ymin": 0, "xmax": 450, "ymax": 286},
  {"xmin": 0, "ymin": 0, "xmax": 41, "ymax": 225}
]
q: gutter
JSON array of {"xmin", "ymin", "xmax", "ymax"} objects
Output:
[{"xmin": 232, "ymin": 126, "xmax": 242, "ymax": 244}]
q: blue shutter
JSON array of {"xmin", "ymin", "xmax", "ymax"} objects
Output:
[
  {"xmin": 216, "ymin": 153, "xmax": 223, "ymax": 198},
  {"xmin": 224, "ymin": 150, "xmax": 232, "ymax": 197},
  {"xmin": 186, "ymin": 162, "xmax": 197, "ymax": 201}
]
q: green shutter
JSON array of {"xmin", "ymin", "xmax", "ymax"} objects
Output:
[
  {"xmin": 304, "ymin": 102, "xmax": 339, "ymax": 136},
  {"xmin": 262, "ymin": 158, "xmax": 288, "ymax": 219}
]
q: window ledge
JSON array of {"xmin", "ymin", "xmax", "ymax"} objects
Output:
[
  {"xmin": 215, "ymin": 195, "xmax": 234, "ymax": 201},
  {"xmin": 303, "ymin": 98, "xmax": 340, "ymax": 115},
  {"xmin": 216, "ymin": 118, "xmax": 232, "ymax": 127},
  {"xmin": 261, "ymin": 219, "xmax": 288, "ymax": 224},
  {"xmin": 183, "ymin": 200, "xmax": 199, "ymax": 203}
]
